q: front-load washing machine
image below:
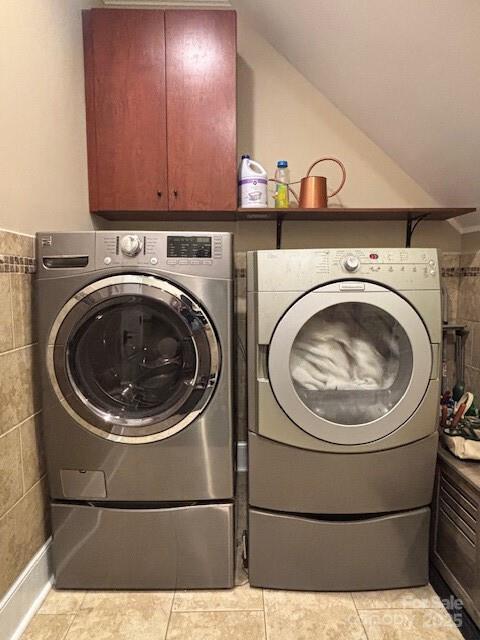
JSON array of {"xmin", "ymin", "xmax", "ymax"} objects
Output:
[
  {"xmin": 247, "ymin": 248, "xmax": 440, "ymax": 590},
  {"xmin": 36, "ymin": 231, "xmax": 234, "ymax": 589}
]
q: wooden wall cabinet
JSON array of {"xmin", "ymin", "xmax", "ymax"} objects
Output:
[{"xmin": 83, "ymin": 9, "xmax": 237, "ymax": 213}]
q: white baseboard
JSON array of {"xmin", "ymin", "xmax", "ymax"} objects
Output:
[
  {"xmin": 0, "ymin": 539, "xmax": 53, "ymax": 640},
  {"xmin": 237, "ymin": 441, "xmax": 247, "ymax": 472}
]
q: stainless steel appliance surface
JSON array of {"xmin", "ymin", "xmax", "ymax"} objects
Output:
[
  {"xmin": 247, "ymin": 248, "xmax": 441, "ymax": 590},
  {"xmin": 36, "ymin": 231, "xmax": 234, "ymax": 589}
]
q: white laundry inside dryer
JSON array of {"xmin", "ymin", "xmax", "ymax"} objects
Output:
[{"xmin": 289, "ymin": 302, "xmax": 413, "ymax": 424}]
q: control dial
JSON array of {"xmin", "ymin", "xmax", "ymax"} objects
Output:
[
  {"xmin": 342, "ymin": 255, "xmax": 360, "ymax": 272},
  {"xmin": 120, "ymin": 234, "xmax": 142, "ymax": 257}
]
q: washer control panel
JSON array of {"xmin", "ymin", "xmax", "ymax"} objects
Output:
[
  {"xmin": 120, "ymin": 234, "xmax": 143, "ymax": 257},
  {"xmin": 95, "ymin": 231, "xmax": 231, "ymax": 277}
]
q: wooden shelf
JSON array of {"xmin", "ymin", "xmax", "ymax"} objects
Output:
[
  {"xmin": 94, "ymin": 210, "xmax": 237, "ymax": 222},
  {"xmin": 94, "ymin": 207, "xmax": 475, "ymax": 223},
  {"xmin": 236, "ymin": 207, "xmax": 476, "ymax": 222}
]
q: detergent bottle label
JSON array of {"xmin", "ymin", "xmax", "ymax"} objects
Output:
[
  {"xmin": 239, "ymin": 158, "xmax": 268, "ymax": 207},
  {"xmin": 275, "ymin": 183, "xmax": 289, "ymax": 208}
]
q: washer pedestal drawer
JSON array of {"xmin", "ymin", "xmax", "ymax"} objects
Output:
[
  {"xmin": 51, "ymin": 502, "xmax": 234, "ymax": 589},
  {"xmin": 248, "ymin": 507, "xmax": 430, "ymax": 591}
]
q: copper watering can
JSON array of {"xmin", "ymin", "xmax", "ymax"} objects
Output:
[{"xmin": 294, "ymin": 157, "xmax": 346, "ymax": 208}]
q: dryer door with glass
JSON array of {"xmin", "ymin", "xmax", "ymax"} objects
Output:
[
  {"xmin": 268, "ymin": 281, "xmax": 432, "ymax": 445},
  {"xmin": 48, "ymin": 274, "xmax": 220, "ymax": 444}
]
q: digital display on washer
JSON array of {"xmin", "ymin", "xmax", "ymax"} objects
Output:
[{"xmin": 167, "ymin": 236, "xmax": 212, "ymax": 258}]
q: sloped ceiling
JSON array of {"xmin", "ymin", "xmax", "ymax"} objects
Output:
[{"xmin": 232, "ymin": 0, "xmax": 480, "ymax": 231}]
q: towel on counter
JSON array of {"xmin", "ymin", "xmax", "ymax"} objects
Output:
[{"xmin": 290, "ymin": 303, "xmax": 400, "ymax": 391}]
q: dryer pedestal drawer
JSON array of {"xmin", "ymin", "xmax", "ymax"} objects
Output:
[
  {"xmin": 249, "ymin": 507, "xmax": 430, "ymax": 591},
  {"xmin": 249, "ymin": 432, "xmax": 438, "ymax": 514},
  {"xmin": 51, "ymin": 502, "xmax": 234, "ymax": 589}
]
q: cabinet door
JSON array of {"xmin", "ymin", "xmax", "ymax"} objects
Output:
[
  {"xmin": 83, "ymin": 10, "xmax": 168, "ymax": 211},
  {"xmin": 166, "ymin": 10, "xmax": 237, "ymax": 211}
]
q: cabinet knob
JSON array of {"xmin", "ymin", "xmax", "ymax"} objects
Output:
[
  {"xmin": 157, "ymin": 191, "xmax": 162, "ymax": 197},
  {"xmin": 173, "ymin": 190, "xmax": 178, "ymax": 197}
]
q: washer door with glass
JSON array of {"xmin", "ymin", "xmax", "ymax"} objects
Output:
[
  {"xmin": 48, "ymin": 275, "xmax": 220, "ymax": 444},
  {"xmin": 268, "ymin": 282, "xmax": 432, "ymax": 445}
]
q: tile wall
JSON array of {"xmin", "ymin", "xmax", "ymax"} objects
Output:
[
  {"xmin": 457, "ymin": 250, "xmax": 480, "ymax": 397},
  {"xmin": 441, "ymin": 253, "xmax": 463, "ymax": 392},
  {"xmin": 441, "ymin": 249, "xmax": 480, "ymax": 398},
  {"xmin": 0, "ymin": 230, "xmax": 49, "ymax": 600}
]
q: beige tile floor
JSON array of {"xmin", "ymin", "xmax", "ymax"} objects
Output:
[{"xmin": 20, "ymin": 583, "xmax": 463, "ymax": 640}]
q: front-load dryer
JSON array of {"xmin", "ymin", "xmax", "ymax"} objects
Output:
[
  {"xmin": 247, "ymin": 248, "xmax": 441, "ymax": 590},
  {"xmin": 36, "ymin": 231, "xmax": 234, "ymax": 589}
]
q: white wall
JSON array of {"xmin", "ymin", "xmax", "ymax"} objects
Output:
[
  {"xmin": 0, "ymin": 0, "xmax": 100, "ymax": 235},
  {"xmin": 233, "ymin": 0, "xmax": 480, "ymax": 231},
  {"xmin": 234, "ymin": 13, "xmax": 459, "ymax": 252},
  {"xmin": 236, "ymin": 13, "xmax": 438, "ymax": 211}
]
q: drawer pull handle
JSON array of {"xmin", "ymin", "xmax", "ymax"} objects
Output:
[
  {"xmin": 439, "ymin": 504, "xmax": 476, "ymax": 546},
  {"xmin": 442, "ymin": 475, "xmax": 477, "ymax": 513},
  {"xmin": 440, "ymin": 487, "xmax": 477, "ymax": 528}
]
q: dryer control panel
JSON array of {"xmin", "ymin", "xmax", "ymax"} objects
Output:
[
  {"xmin": 250, "ymin": 248, "xmax": 440, "ymax": 292},
  {"xmin": 333, "ymin": 248, "xmax": 437, "ymax": 280}
]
